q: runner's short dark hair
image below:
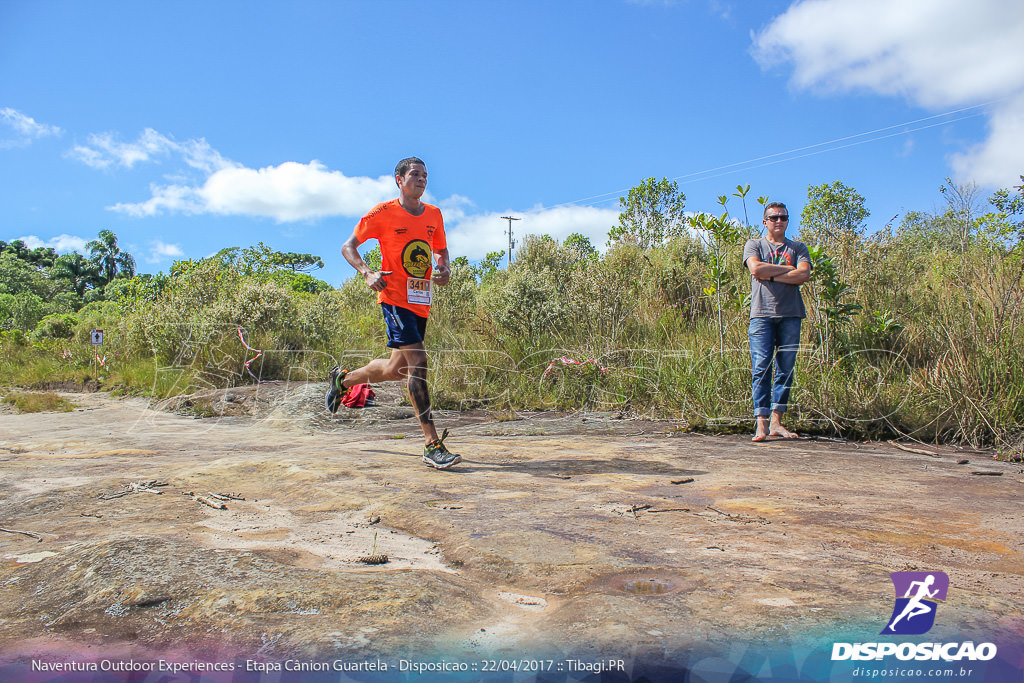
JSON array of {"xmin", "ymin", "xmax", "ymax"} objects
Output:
[
  {"xmin": 395, "ymin": 157, "xmax": 426, "ymax": 178},
  {"xmin": 763, "ymin": 201, "xmax": 788, "ymax": 218}
]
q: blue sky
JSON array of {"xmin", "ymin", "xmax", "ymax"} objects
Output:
[{"xmin": 3, "ymin": 0, "xmax": 1023, "ymax": 285}]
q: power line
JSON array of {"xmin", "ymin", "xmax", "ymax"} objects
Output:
[{"xmin": 549, "ymin": 101, "xmax": 997, "ymax": 210}]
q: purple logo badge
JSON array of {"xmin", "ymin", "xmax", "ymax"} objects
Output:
[{"xmin": 881, "ymin": 571, "xmax": 949, "ymax": 635}]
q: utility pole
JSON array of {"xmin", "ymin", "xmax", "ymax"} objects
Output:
[{"xmin": 500, "ymin": 215, "xmax": 520, "ymax": 267}]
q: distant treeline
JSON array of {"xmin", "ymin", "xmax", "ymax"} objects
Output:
[{"xmin": 2, "ymin": 176, "xmax": 1023, "ymax": 453}]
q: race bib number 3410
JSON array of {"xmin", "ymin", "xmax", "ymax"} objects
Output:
[{"xmin": 407, "ymin": 277, "xmax": 432, "ymax": 305}]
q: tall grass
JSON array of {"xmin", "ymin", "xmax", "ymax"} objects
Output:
[{"xmin": 2, "ymin": 220, "xmax": 1022, "ymax": 451}]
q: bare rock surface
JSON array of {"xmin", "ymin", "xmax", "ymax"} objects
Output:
[{"xmin": 1, "ymin": 383, "xmax": 1022, "ymax": 664}]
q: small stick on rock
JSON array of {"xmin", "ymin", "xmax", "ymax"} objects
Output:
[
  {"xmin": 195, "ymin": 496, "xmax": 227, "ymax": 510},
  {"xmin": 888, "ymin": 440, "xmax": 939, "ymax": 457},
  {"xmin": 970, "ymin": 471, "xmax": 1003, "ymax": 477},
  {"xmin": 1, "ymin": 527, "xmax": 43, "ymax": 542},
  {"xmin": 671, "ymin": 477, "xmax": 695, "ymax": 485}
]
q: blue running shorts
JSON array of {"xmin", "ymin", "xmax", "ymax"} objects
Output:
[{"xmin": 381, "ymin": 303, "xmax": 428, "ymax": 348}]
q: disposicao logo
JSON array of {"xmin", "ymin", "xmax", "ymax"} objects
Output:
[
  {"xmin": 831, "ymin": 570, "xmax": 997, "ymax": 663},
  {"xmin": 881, "ymin": 571, "xmax": 948, "ymax": 635}
]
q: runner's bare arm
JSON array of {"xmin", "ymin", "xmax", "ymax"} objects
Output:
[
  {"xmin": 342, "ymin": 233, "xmax": 391, "ymax": 292},
  {"xmin": 431, "ymin": 247, "xmax": 451, "ymax": 286}
]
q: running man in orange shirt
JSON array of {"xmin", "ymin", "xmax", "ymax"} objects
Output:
[{"xmin": 326, "ymin": 157, "xmax": 461, "ymax": 469}]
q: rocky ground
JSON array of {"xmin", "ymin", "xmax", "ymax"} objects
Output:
[{"xmin": 1, "ymin": 382, "xmax": 1022, "ymax": 672}]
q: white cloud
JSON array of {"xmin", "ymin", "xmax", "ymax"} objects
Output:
[
  {"xmin": 950, "ymin": 92, "xmax": 1024, "ymax": 187},
  {"xmin": 88, "ymin": 127, "xmax": 621, "ymax": 250},
  {"xmin": 753, "ymin": 0, "xmax": 1024, "ymax": 187},
  {"xmin": 436, "ymin": 194, "xmax": 476, "ymax": 223},
  {"xmin": 112, "ymin": 160, "xmax": 397, "ymax": 222},
  {"xmin": 446, "ymin": 205, "xmax": 620, "ymax": 262},
  {"xmin": 15, "ymin": 234, "xmax": 88, "ymax": 253},
  {"xmin": 201, "ymin": 162, "xmax": 396, "ymax": 222},
  {"xmin": 1, "ymin": 108, "xmax": 63, "ymax": 148},
  {"xmin": 109, "ymin": 183, "xmax": 205, "ymax": 217},
  {"xmin": 146, "ymin": 240, "xmax": 185, "ymax": 264},
  {"xmin": 67, "ymin": 128, "xmax": 235, "ymax": 172}
]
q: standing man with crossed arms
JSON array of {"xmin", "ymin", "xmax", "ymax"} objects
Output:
[
  {"xmin": 742, "ymin": 201, "xmax": 811, "ymax": 442},
  {"xmin": 326, "ymin": 156, "xmax": 460, "ymax": 469}
]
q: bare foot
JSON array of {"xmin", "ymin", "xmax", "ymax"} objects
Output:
[
  {"xmin": 769, "ymin": 425, "xmax": 799, "ymax": 439},
  {"xmin": 752, "ymin": 418, "xmax": 769, "ymax": 442}
]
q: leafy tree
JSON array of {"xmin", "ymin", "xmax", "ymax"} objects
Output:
[
  {"xmin": 271, "ymin": 251, "xmax": 324, "ymax": 273},
  {"xmin": 609, "ymin": 177, "xmax": 687, "ymax": 249},
  {"xmin": 564, "ymin": 233, "xmax": 598, "ymax": 262},
  {"xmin": 0, "ymin": 252, "xmax": 49, "ymax": 296},
  {"xmin": 476, "ymin": 250, "xmax": 505, "ymax": 282},
  {"xmin": 229, "ymin": 242, "xmax": 326, "ymax": 280},
  {"xmin": 50, "ymin": 291, "xmax": 84, "ymax": 315},
  {"xmin": 982, "ymin": 174, "xmax": 1024, "ymax": 249},
  {"xmin": 806, "ymin": 245, "xmax": 862, "ymax": 360},
  {"xmin": 1, "ymin": 292, "xmax": 48, "ymax": 332},
  {"xmin": 50, "ymin": 252, "xmax": 101, "ymax": 296},
  {"xmin": 972, "ymin": 175, "xmax": 1024, "ymax": 346},
  {"xmin": 237, "ymin": 242, "xmax": 278, "ymax": 277},
  {"xmin": 114, "ymin": 272, "xmax": 169, "ymax": 305},
  {"xmin": 27, "ymin": 246, "xmax": 58, "ymax": 269},
  {"xmin": 690, "ymin": 211, "xmax": 748, "ymax": 352},
  {"xmin": 288, "ymin": 272, "xmax": 333, "ymax": 294},
  {"xmin": 800, "ymin": 181, "xmax": 869, "ymax": 278},
  {"xmin": 939, "ymin": 177, "xmax": 984, "ymax": 254},
  {"xmin": 0, "ymin": 241, "xmax": 59, "ymax": 269},
  {"xmin": 0, "ymin": 240, "xmax": 29, "ymax": 261},
  {"xmin": 731, "ymin": 184, "xmax": 752, "ymax": 227},
  {"xmin": 363, "ymin": 246, "xmax": 382, "ymax": 271},
  {"xmin": 86, "ymin": 229, "xmax": 136, "ymax": 284},
  {"xmin": 211, "ymin": 247, "xmax": 241, "ymax": 268},
  {"xmin": 31, "ymin": 313, "xmax": 78, "ymax": 340},
  {"xmin": 0, "ymin": 293, "xmax": 13, "ymax": 329}
]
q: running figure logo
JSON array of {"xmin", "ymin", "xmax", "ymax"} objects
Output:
[{"xmin": 881, "ymin": 571, "xmax": 949, "ymax": 635}]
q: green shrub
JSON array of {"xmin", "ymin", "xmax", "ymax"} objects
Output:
[{"xmin": 32, "ymin": 313, "xmax": 79, "ymax": 340}]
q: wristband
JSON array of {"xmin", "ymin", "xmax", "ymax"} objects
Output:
[{"xmin": 769, "ymin": 276, "xmax": 774, "ymax": 282}]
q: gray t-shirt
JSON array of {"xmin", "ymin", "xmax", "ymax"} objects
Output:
[{"xmin": 742, "ymin": 237, "xmax": 811, "ymax": 319}]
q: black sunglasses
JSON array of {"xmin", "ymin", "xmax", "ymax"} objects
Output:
[{"xmin": 765, "ymin": 215, "xmax": 789, "ymax": 222}]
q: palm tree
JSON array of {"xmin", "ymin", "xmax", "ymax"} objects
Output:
[
  {"xmin": 50, "ymin": 253, "xmax": 101, "ymax": 296},
  {"xmin": 86, "ymin": 230, "xmax": 136, "ymax": 285}
]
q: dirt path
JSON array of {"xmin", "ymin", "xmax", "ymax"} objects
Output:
[{"xmin": 1, "ymin": 384, "xmax": 1022, "ymax": 670}]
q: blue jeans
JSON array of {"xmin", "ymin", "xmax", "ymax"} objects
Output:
[{"xmin": 749, "ymin": 317, "xmax": 802, "ymax": 417}]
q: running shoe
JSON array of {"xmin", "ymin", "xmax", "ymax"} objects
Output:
[
  {"xmin": 325, "ymin": 366, "xmax": 349, "ymax": 414},
  {"xmin": 423, "ymin": 428, "xmax": 461, "ymax": 469}
]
